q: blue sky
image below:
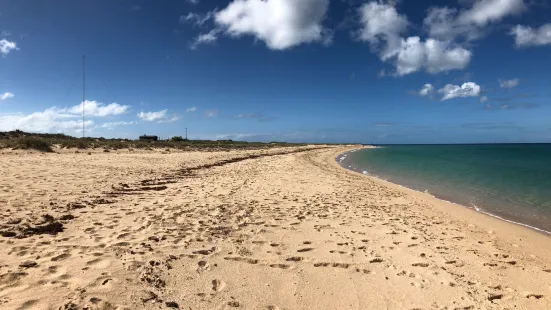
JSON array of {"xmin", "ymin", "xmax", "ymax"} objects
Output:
[{"xmin": 1, "ymin": 0, "xmax": 550, "ymax": 143}]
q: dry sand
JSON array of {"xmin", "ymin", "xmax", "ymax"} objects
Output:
[{"xmin": 1, "ymin": 146, "xmax": 551, "ymax": 310}]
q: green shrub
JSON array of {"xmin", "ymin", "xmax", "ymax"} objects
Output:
[
  {"xmin": 171, "ymin": 136, "xmax": 186, "ymax": 142},
  {"xmin": 60, "ymin": 140, "xmax": 89, "ymax": 149},
  {"xmin": 9, "ymin": 137, "xmax": 53, "ymax": 152}
]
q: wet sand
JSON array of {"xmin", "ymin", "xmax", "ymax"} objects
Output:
[{"xmin": 1, "ymin": 146, "xmax": 550, "ymax": 309}]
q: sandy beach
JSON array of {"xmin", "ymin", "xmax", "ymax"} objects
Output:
[{"xmin": 1, "ymin": 145, "xmax": 551, "ymax": 310}]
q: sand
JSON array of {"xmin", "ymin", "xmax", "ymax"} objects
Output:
[{"xmin": 1, "ymin": 145, "xmax": 550, "ymax": 309}]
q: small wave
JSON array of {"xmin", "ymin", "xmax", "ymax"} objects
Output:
[{"xmin": 473, "ymin": 208, "xmax": 551, "ymax": 235}]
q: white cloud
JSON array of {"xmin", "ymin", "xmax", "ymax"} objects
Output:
[
  {"xmin": 213, "ymin": 0, "xmax": 330, "ymax": 50},
  {"xmin": 480, "ymin": 96, "xmax": 489, "ymax": 103},
  {"xmin": 510, "ymin": 24, "xmax": 551, "ymax": 47},
  {"xmin": 425, "ymin": 0, "xmax": 526, "ymax": 41},
  {"xmin": 0, "ymin": 108, "xmax": 94, "ymax": 133},
  {"xmin": 158, "ymin": 116, "xmax": 180, "ymax": 123},
  {"xmin": 0, "ymin": 101, "xmax": 134, "ymax": 132},
  {"xmin": 461, "ymin": 0, "xmax": 525, "ymax": 26},
  {"xmin": 499, "ymin": 78, "xmax": 520, "ymax": 88},
  {"xmin": 357, "ymin": 2, "xmax": 471, "ymax": 76},
  {"xmin": 137, "ymin": 110, "xmax": 179, "ymax": 123},
  {"xmin": 419, "ymin": 84, "xmax": 434, "ymax": 96},
  {"xmin": 138, "ymin": 110, "xmax": 165, "ymax": 121},
  {"xmin": 186, "ymin": 106, "xmax": 198, "ymax": 112},
  {"xmin": 190, "ymin": 29, "xmax": 220, "ymax": 49},
  {"xmin": 357, "ymin": 1, "xmax": 408, "ymax": 60},
  {"xmin": 438, "ymin": 82, "xmax": 481, "ymax": 100},
  {"xmin": 395, "ymin": 37, "xmax": 471, "ymax": 76},
  {"xmin": 0, "ymin": 39, "xmax": 17, "ymax": 56},
  {"xmin": 100, "ymin": 121, "xmax": 136, "ymax": 130},
  {"xmin": 1, "ymin": 92, "xmax": 14, "ymax": 100},
  {"xmin": 0, "ymin": 100, "xmax": 132, "ymax": 133},
  {"xmin": 204, "ymin": 109, "xmax": 218, "ymax": 118},
  {"xmin": 188, "ymin": 0, "xmax": 200, "ymax": 4},
  {"xmin": 181, "ymin": 11, "xmax": 215, "ymax": 26},
  {"xmin": 66, "ymin": 100, "xmax": 130, "ymax": 117}
]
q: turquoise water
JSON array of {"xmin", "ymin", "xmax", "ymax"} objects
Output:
[{"xmin": 340, "ymin": 144, "xmax": 551, "ymax": 233}]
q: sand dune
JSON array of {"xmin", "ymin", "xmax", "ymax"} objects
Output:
[{"xmin": 1, "ymin": 146, "xmax": 550, "ymax": 309}]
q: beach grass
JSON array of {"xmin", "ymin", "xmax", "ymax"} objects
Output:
[
  {"xmin": 0, "ymin": 130, "xmax": 302, "ymax": 151},
  {"xmin": 5, "ymin": 136, "xmax": 54, "ymax": 152}
]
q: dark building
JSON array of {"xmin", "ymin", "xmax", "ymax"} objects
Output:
[{"xmin": 139, "ymin": 135, "xmax": 158, "ymax": 141}]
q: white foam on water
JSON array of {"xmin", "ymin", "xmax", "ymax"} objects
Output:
[{"xmin": 475, "ymin": 209, "xmax": 551, "ymax": 235}]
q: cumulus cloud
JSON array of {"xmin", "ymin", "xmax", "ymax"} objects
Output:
[
  {"xmin": 395, "ymin": 37, "xmax": 471, "ymax": 75},
  {"xmin": 0, "ymin": 100, "xmax": 133, "ymax": 133},
  {"xmin": 480, "ymin": 96, "xmax": 489, "ymax": 103},
  {"xmin": 66, "ymin": 100, "xmax": 130, "ymax": 117},
  {"xmin": 137, "ymin": 110, "xmax": 167, "ymax": 122},
  {"xmin": 1, "ymin": 92, "xmax": 14, "ymax": 100},
  {"xmin": 419, "ymin": 84, "xmax": 434, "ymax": 96},
  {"xmin": 0, "ymin": 108, "xmax": 94, "ymax": 133},
  {"xmin": 424, "ymin": 0, "xmax": 526, "ymax": 42},
  {"xmin": 461, "ymin": 0, "xmax": 525, "ymax": 26},
  {"xmin": 186, "ymin": 106, "xmax": 198, "ymax": 112},
  {"xmin": 510, "ymin": 24, "xmax": 551, "ymax": 47},
  {"xmin": 438, "ymin": 82, "xmax": 481, "ymax": 100},
  {"xmin": 204, "ymin": 109, "xmax": 218, "ymax": 118},
  {"xmin": 212, "ymin": 0, "xmax": 330, "ymax": 50},
  {"xmin": 137, "ymin": 110, "xmax": 179, "ymax": 123},
  {"xmin": 499, "ymin": 78, "xmax": 520, "ymax": 88},
  {"xmin": 0, "ymin": 39, "xmax": 18, "ymax": 56},
  {"xmin": 357, "ymin": 2, "xmax": 471, "ymax": 76},
  {"xmin": 357, "ymin": 1, "xmax": 408, "ymax": 60}
]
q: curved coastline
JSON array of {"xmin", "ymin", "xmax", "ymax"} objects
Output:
[{"xmin": 336, "ymin": 147, "xmax": 551, "ymax": 236}]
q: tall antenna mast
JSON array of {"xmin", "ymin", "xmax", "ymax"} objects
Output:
[{"xmin": 82, "ymin": 55, "xmax": 86, "ymax": 138}]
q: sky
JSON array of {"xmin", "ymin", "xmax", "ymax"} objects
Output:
[{"xmin": 1, "ymin": 0, "xmax": 550, "ymax": 144}]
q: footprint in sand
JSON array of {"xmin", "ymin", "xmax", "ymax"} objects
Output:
[
  {"xmin": 526, "ymin": 294, "xmax": 544, "ymax": 299},
  {"xmin": 355, "ymin": 268, "xmax": 371, "ymax": 274},
  {"xmin": 412, "ymin": 262, "xmax": 429, "ymax": 267},
  {"xmin": 86, "ymin": 258, "xmax": 112, "ymax": 269},
  {"xmin": 51, "ymin": 253, "xmax": 71, "ymax": 262},
  {"xmin": 286, "ymin": 256, "xmax": 304, "ymax": 262},
  {"xmin": 269, "ymin": 264, "xmax": 292, "ymax": 270},
  {"xmin": 17, "ymin": 299, "xmax": 38, "ymax": 309},
  {"xmin": 314, "ymin": 262, "xmax": 350, "ymax": 269},
  {"xmin": 212, "ymin": 279, "xmax": 226, "ymax": 292},
  {"xmin": 224, "ymin": 257, "xmax": 259, "ymax": 264}
]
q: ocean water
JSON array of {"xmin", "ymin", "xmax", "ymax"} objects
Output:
[{"xmin": 339, "ymin": 144, "xmax": 551, "ymax": 233}]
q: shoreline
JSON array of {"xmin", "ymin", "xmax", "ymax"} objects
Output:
[
  {"xmin": 336, "ymin": 147, "xmax": 551, "ymax": 236},
  {"xmin": 334, "ymin": 147, "xmax": 551, "ymax": 241}
]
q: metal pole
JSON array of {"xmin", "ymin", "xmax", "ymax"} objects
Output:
[
  {"xmin": 185, "ymin": 128, "xmax": 187, "ymax": 140},
  {"xmin": 82, "ymin": 55, "xmax": 86, "ymax": 138}
]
